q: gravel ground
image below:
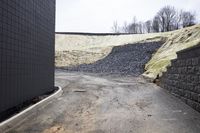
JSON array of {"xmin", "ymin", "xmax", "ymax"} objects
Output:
[{"xmin": 63, "ymin": 42, "xmax": 162, "ymax": 76}]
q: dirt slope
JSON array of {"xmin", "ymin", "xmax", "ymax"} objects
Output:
[
  {"xmin": 55, "ymin": 24, "xmax": 200, "ymax": 80},
  {"xmin": 55, "ymin": 33, "xmax": 168, "ymax": 67},
  {"xmin": 143, "ymin": 24, "xmax": 200, "ymax": 79},
  {"xmin": 62, "ymin": 42, "xmax": 162, "ymax": 76}
]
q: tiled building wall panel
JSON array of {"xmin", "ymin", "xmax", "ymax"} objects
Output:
[
  {"xmin": 160, "ymin": 44, "xmax": 200, "ymax": 112},
  {"xmin": 0, "ymin": 0, "xmax": 55, "ymax": 114}
]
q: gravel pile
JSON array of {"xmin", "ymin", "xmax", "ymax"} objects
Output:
[{"xmin": 63, "ymin": 42, "xmax": 162, "ymax": 76}]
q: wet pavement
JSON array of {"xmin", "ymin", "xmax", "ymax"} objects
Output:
[{"xmin": 9, "ymin": 70, "xmax": 200, "ymax": 133}]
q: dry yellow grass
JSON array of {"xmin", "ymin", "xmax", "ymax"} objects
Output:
[
  {"xmin": 143, "ymin": 24, "xmax": 200, "ymax": 79},
  {"xmin": 55, "ymin": 32, "xmax": 169, "ymax": 67},
  {"xmin": 55, "ymin": 24, "xmax": 200, "ymax": 80}
]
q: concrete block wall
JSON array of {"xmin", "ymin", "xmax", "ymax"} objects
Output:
[{"xmin": 160, "ymin": 44, "xmax": 200, "ymax": 112}]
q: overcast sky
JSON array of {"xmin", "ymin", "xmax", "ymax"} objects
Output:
[{"xmin": 56, "ymin": 0, "xmax": 200, "ymax": 33}]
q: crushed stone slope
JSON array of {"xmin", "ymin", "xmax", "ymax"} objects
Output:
[
  {"xmin": 55, "ymin": 24, "xmax": 200, "ymax": 80},
  {"xmin": 55, "ymin": 32, "xmax": 168, "ymax": 67},
  {"xmin": 64, "ymin": 42, "xmax": 162, "ymax": 76}
]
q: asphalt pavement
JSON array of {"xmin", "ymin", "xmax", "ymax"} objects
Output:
[{"xmin": 8, "ymin": 70, "xmax": 200, "ymax": 133}]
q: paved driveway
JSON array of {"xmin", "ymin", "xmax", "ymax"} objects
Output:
[{"xmin": 9, "ymin": 70, "xmax": 200, "ymax": 133}]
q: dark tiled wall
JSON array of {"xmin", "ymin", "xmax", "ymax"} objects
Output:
[
  {"xmin": 160, "ymin": 44, "xmax": 200, "ymax": 112},
  {"xmin": 0, "ymin": 0, "xmax": 55, "ymax": 114}
]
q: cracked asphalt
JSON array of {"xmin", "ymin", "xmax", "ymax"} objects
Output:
[{"xmin": 9, "ymin": 70, "xmax": 200, "ymax": 133}]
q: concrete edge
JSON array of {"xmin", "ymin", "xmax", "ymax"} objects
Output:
[{"xmin": 0, "ymin": 86, "xmax": 63, "ymax": 133}]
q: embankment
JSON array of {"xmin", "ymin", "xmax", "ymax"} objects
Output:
[
  {"xmin": 61, "ymin": 42, "xmax": 162, "ymax": 76},
  {"xmin": 55, "ymin": 24, "xmax": 200, "ymax": 79}
]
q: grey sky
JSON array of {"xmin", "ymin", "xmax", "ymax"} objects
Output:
[{"xmin": 56, "ymin": 0, "xmax": 200, "ymax": 33}]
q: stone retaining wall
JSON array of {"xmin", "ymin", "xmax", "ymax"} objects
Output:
[{"xmin": 160, "ymin": 44, "xmax": 200, "ymax": 112}]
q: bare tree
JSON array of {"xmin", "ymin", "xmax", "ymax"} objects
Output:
[
  {"xmin": 156, "ymin": 6, "xmax": 176, "ymax": 32},
  {"xmin": 127, "ymin": 17, "xmax": 138, "ymax": 33},
  {"xmin": 152, "ymin": 16, "xmax": 160, "ymax": 32},
  {"xmin": 173, "ymin": 10, "xmax": 183, "ymax": 30},
  {"xmin": 122, "ymin": 21, "xmax": 129, "ymax": 33},
  {"xmin": 144, "ymin": 20, "xmax": 152, "ymax": 33},
  {"xmin": 137, "ymin": 22, "xmax": 145, "ymax": 34},
  {"xmin": 111, "ymin": 21, "xmax": 120, "ymax": 33},
  {"xmin": 110, "ymin": 6, "xmax": 197, "ymax": 34},
  {"xmin": 181, "ymin": 11, "xmax": 196, "ymax": 28}
]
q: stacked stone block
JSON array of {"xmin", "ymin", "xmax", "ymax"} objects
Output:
[{"xmin": 160, "ymin": 44, "xmax": 200, "ymax": 112}]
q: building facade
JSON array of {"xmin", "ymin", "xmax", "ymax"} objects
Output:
[{"xmin": 0, "ymin": 0, "xmax": 55, "ymax": 119}]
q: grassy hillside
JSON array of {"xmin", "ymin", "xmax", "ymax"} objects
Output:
[
  {"xmin": 55, "ymin": 32, "xmax": 169, "ymax": 67},
  {"xmin": 55, "ymin": 24, "xmax": 200, "ymax": 80},
  {"xmin": 143, "ymin": 24, "xmax": 200, "ymax": 80}
]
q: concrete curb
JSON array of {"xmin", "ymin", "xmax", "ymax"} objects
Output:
[{"xmin": 0, "ymin": 86, "xmax": 63, "ymax": 133}]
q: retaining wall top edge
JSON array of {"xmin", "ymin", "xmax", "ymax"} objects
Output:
[{"xmin": 177, "ymin": 43, "xmax": 200, "ymax": 54}]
